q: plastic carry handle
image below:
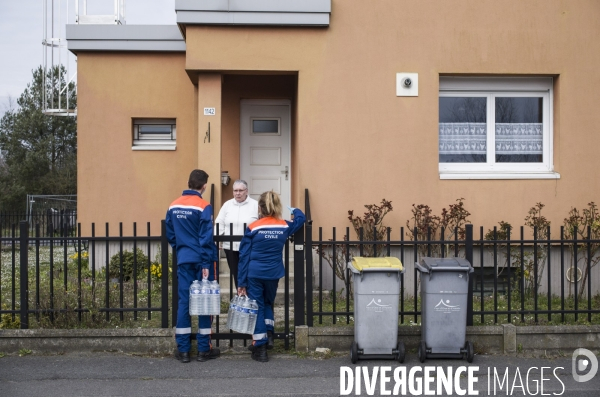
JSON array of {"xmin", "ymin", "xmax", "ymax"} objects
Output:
[
  {"xmin": 415, "ymin": 263, "xmax": 429, "ymax": 274},
  {"xmin": 428, "ymin": 266, "xmax": 472, "ymax": 272},
  {"xmin": 415, "ymin": 262, "xmax": 472, "ymax": 282}
]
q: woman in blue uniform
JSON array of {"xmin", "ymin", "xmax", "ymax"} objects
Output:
[{"xmin": 237, "ymin": 191, "xmax": 305, "ymax": 362}]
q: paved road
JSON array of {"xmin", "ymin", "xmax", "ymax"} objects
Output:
[{"xmin": 1, "ymin": 350, "xmax": 598, "ymax": 396}]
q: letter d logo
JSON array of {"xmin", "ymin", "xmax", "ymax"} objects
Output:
[{"xmin": 572, "ymin": 348, "xmax": 598, "ymax": 382}]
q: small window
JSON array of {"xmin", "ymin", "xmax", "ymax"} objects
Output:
[
  {"xmin": 251, "ymin": 118, "xmax": 280, "ymax": 135},
  {"xmin": 132, "ymin": 118, "xmax": 176, "ymax": 150},
  {"xmin": 439, "ymin": 77, "xmax": 558, "ymax": 179}
]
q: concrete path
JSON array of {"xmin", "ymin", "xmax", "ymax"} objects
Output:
[{"xmin": 1, "ymin": 350, "xmax": 598, "ymax": 396}]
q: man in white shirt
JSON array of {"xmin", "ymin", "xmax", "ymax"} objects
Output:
[{"xmin": 214, "ymin": 180, "xmax": 259, "ymax": 288}]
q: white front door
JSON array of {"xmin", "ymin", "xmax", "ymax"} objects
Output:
[{"xmin": 240, "ymin": 99, "xmax": 291, "ymax": 219}]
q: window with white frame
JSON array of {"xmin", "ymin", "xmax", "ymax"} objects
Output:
[
  {"xmin": 132, "ymin": 118, "xmax": 176, "ymax": 150},
  {"xmin": 439, "ymin": 77, "xmax": 558, "ymax": 179}
]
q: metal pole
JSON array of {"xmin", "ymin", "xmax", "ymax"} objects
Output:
[
  {"xmin": 465, "ymin": 224, "xmax": 474, "ymax": 326},
  {"xmin": 305, "ymin": 220, "xmax": 314, "ymax": 327},
  {"xmin": 160, "ymin": 220, "xmax": 169, "ymax": 328},
  {"xmin": 293, "ymin": 224, "xmax": 305, "ymax": 326},
  {"xmin": 19, "ymin": 221, "xmax": 29, "ymax": 329}
]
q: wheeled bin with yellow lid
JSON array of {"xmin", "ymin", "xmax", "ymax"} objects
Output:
[{"xmin": 348, "ymin": 257, "xmax": 405, "ymax": 363}]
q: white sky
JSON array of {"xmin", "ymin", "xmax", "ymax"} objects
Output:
[{"xmin": 0, "ymin": 0, "xmax": 176, "ymax": 111}]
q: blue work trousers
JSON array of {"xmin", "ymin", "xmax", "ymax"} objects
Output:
[
  {"xmin": 247, "ymin": 277, "xmax": 278, "ymax": 347},
  {"xmin": 175, "ymin": 262, "xmax": 215, "ymax": 353}
]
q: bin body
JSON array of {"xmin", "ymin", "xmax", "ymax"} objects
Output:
[
  {"xmin": 417, "ymin": 257, "xmax": 473, "ymax": 356},
  {"xmin": 350, "ymin": 257, "xmax": 403, "ymax": 356}
]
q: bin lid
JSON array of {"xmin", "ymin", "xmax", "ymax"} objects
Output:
[
  {"xmin": 350, "ymin": 257, "xmax": 403, "ymax": 272},
  {"xmin": 419, "ymin": 257, "xmax": 472, "ymax": 272}
]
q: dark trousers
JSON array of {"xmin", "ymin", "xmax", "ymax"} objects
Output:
[
  {"xmin": 224, "ymin": 249, "xmax": 239, "ymax": 289},
  {"xmin": 247, "ymin": 278, "xmax": 278, "ymax": 346},
  {"xmin": 175, "ymin": 262, "xmax": 214, "ymax": 353}
]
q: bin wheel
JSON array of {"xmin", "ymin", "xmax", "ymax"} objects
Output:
[
  {"xmin": 350, "ymin": 341, "xmax": 358, "ymax": 364},
  {"xmin": 465, "ymin": 341, "xmax": 474, "ymax": 363},
  {"xmin": 396, "ymin": 341, "xmax": 406, "ymax": 363},
  {"xmin": 418, "ymin": 341, "xmax": 427, "ymax": 363}
]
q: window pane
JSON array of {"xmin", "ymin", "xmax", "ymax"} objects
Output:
[
  {"xmin": 439, "ymin": 97, "xmax": 487, "ymax": 163},
  {"xmin": 252, "ymin": 120, "xmax": 279, "ymax": 133},
  {"xmin": 495, "ymin": 97, "xmax": 543, "ymax": 163},
  {"xmin": 139, "ymin": 125, "xmax": 172, "ymax": 134}
]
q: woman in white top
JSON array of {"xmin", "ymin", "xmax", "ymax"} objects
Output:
[{"xmin": 214, "ymin": 180, "xmax": 259, "ymax": 288}]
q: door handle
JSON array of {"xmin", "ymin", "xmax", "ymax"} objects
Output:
[{"xmin": 281, "ymin": 166, "xmax": 289, "ymax": 181}]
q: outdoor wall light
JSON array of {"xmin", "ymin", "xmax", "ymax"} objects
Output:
[
  {"xmin": 221, "ymin": 171, "xmax": 231, "ymax": 186},
  {"xmin": 396, "ymin": 73, "xmax": 418, "ymax": 97}
]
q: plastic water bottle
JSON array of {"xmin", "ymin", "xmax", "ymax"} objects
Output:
[
  {"xmin": 200, "ymin": 278, "xmax": 211, "ymax": 314},
  {"xmin": 231, "ymin": 296, "xmax": 243, "ymax": 332},
  {"xmin": 231, "ymin": 295, "xmax": 241, "ymax": 330},
  {"xmin": 189, "ymin": 280, "xmax": 202, "ymax": 316},
  {"xmin": 226, "ymin": 296, "xmax": 238, "ymax": 330},
  {"xmin": 238, "ymin": 297, "xmax": 250, "ymax": 334},
  {"xmin": 211, "ymin": 280, "xmax": 221, "ymax": 315},
  {"xmin": 247, "ymin": 299, "xmax": 258, "ymax": 334}
]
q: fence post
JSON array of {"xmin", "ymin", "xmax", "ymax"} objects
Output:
[
  {"xmin": 160, "ymin": 220, "xmax": 169, "ymax": 328},
  {"xmin": 305, "ymin": 220, "xmax": 314, "ymax": 327},
  {"xmin": 293, "ymin": 225, "xmax": 306, "ymax": 326},
  {"xmin": 19, "ymin": 221, "xmax": 29, "ymax": 329},
  {"xmin": 465, "ymin": 224, "xmax": 474, "ymax": 326}
]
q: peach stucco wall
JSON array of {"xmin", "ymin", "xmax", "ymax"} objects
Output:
[
  {"xmin": 182, "ymin": 0, "xmax": 600, "ymax": 232},
  {"xmin": 76, "ymin": 0, "xmax": 600, "ymax": 235},
  {"xmin": 77, "ymin": 53, "xmax": 196, "ymax": 235}
]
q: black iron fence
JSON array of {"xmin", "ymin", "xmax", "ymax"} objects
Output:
[
  {"xmin": 306, "ymin": 217, "xmax": 600, "ymax": 327},
  {"xmin": 0, "ymin": 219, "xmax": 297, "ymax": 349},
  {"xmin": 1, "ymin": 210, "xmax": 77, "ymax": 239},
  {"xmin": 2, "ymin": 189, "xmax": 600, "ymax": 344},
  {"xmin": 0, "ymin": 221, "xmax": 168, "ymax": 329}
]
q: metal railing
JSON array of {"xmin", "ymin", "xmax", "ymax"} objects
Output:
[
  {"xmin": 1, "ymin": 210, "xmax": 77, "ymax": 239},
  {"xmin": 303, "ymin": 189, "xmax": 600, "ymax": 327},
  {"xmin": 0, "ymin": 215, "xmax": 297, "ymax": 349},
  {"xmin": 0, "ymin": 221, "xmax": 169, "ymax": 329},
  {"xmin": 3, "ymin": 189, "xmax": 599, "ymax": 343}
]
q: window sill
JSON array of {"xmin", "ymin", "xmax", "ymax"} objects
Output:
[
  {"xmin": 131, "ymin": 145, "xmax": 176, "ymax": 151},
  {"xmin": 439, "ymin": 172, "xmax": 560, "ymax": 180}
]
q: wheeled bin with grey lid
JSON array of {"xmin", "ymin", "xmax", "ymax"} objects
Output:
[
  {"xmin": 348, "ymin": 257, "xmax": 405, "ymax": 364},
  {"xmin": 416, "ymin": 257, "xmax": 474, "ymax": 363}
]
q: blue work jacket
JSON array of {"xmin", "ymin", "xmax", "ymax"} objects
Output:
[
  {"xmin": 238, "ymin": 209, "xmax": 306, "ymax": 288},
  {"xmin": 165, "ymin": 190, "xmax": 217, "ymax": 268}
]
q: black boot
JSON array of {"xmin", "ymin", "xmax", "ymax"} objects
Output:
[
  {"xmin": 174, "ymin": 349, "xmax": 190, "ymax": 363},
  {"xmin": 267, "ymin": 331, "xmax": 274, "ymax": 350},
  {"xmin": 197, "ymin": 347, "xmax": 221, "ymax": 362},
  {"xmin": 251, "ymin": 344, "xmax": 268, "ymax": 362}
]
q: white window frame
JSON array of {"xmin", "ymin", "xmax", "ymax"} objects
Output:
[
  {"xmin": 439, "ymin": 77, "xmax": 559, "ymax": 180},
  {"xmin": 132, "ymin": 118, "xmax": 176, "ymax": 151}
]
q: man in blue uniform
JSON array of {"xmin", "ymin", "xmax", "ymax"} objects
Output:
[{"xmin": 166, "ymin": 169, "xmax": 220, "ymax": 363}]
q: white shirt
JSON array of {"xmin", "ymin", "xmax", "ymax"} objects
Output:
[{"xmin": 214, "ymin": 196, "xmax": 259, "ymax": 251}]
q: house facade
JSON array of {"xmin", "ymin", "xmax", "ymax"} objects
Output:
[{"xmin": 66, "ymin": 0, "xmax": 600, "ymax": 235}]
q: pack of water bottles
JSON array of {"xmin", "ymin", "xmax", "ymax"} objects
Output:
[
  {"xmin": 227, "ymin": 295, "xmax": 258, "ymax": 335},
  {"xmin": 189, "ymin": 278, "xmax": 221, "ymax": 316}
]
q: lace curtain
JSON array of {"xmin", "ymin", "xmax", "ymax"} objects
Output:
[{"xmin": 439, "ymin": 123, "xmax": 542, "ymax": 155}]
